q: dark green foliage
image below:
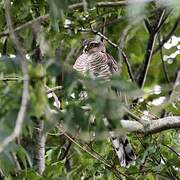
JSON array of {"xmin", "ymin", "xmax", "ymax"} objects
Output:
[{"xmin": 0, "ymin": 0, "xmax": 180, "ymax": 179}]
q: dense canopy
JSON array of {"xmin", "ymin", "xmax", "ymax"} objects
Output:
[{"xmin": 0, "ymin": 0, "xmax": 180, "ymax": 179}]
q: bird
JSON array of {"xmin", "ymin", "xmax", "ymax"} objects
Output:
[{"xmin": 73, "ymin": 39, "xmax": 136, "ymax": 167}]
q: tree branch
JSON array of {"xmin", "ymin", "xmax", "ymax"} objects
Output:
[
  {"xmin": 68, "ymin": 0, "xmax": 154, "ymax": 10},
  {"xmin": 0, "ymin": 76, "xmax": 62, "ymax": 94},
  {"xmin": 11, "ymin": 152, "xmax": 21, "ymax": 171},
  {"xmin": 0, "ymin": 6, "xmax": 162, "ymax": 39},
  {"xmin": 153, "ymin": 15, "xmax": 180, "ymax": 55},
  {"xmin": 136, "ymin": 9, "xmax": 167, "ymax": 88},
  {"xmin": 45, "ymin": 85, "xmax": 61, "ymax": 109},
  {"xmin": 46, "ymin": 86, "xmax": 63, "ymax": 94},
  {"xmin": 120, "ymin": 116, "xmax": 180, "ymax": 134},
  {"xmin": 157, "ymin": 33, "xmax": 170, "ymax": 84},
  {"xmin": 162, "ymin": 143, "xmax": 180, "ymax": 158},
  {"xmin": 0, "ymin": 0, "xmax": 29, "ymax": 153},
  {"xmin": 135, "ymin": 31, "xmax": 157, "ymax": 87},
  {"xmin": 0, "ymin": 77, "xmax": 23, "ymax": 81},
  {"xmin": 32, "ymin": 119, "xmax": 46, "ymax": 175},
  {"xmin": 0, "ymin": 14, "xmax": 49, "ymax": 38}
]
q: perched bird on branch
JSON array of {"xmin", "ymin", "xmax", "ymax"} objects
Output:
[{"xmin": 73, "ymin": 39, "xmax": 135, "ymax": 167}]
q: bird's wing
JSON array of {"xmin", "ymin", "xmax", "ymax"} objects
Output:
[
  {"xmin": 73, "ymin": 53, "xmax": 89, "ymax": 74},
  {"xmin": 105, "ymin": 53, "xmax": 119, "ymax": 74}
]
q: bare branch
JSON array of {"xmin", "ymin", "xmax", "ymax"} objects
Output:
[
  {"xmin": 68, "ymin": 2, "xmax": 84, "ymax": 10},
  {"xmin": 45, "ymin": 85, "xmax": 61, "ymax": 109},
  {"xmin": 157, "ymin": 33, "xmax": 170, "ymax": 84},
  {"xmin": 118, "ymin": 23, "xmax": 134, "ymax": 50},
  {"xmin": 136, "ymin": 9, "xmax": 168, "ymax": 88},
  {"xmin": 46, "ymin": 86, "xmax": 63, "ymax": 94},
  {"xmin": 0, "ymin": 14, "xmax": 49, "ymax": 38},
  {"xmin": 0, "ymin": 0, "xmax": 29, "ymax": 153},
  {"xmin": 11, "ymin": 152, "xmax": 21, "ymax": 170},
  {"xmin": 135, "ymin": 32, "xmax": 156, "ymax": 87},
  {"xmin": 68, "ymin": 0, "xmax": 154, "ymax": 10},
  {"xmin": 120, "ymin": 50, "xmax": 135, "ymax": 82},
  {"xmin": 162, "ymin": 143, "xmax": 180, "ymax": 158},
  {"xmin": 0, "ymin": 77, "xmax": 62, "ymax": 94},
  {"xmin": 120, "ymin": 116, "xmax": 180, "ymax": 134},
  {"xmin": 0, "ymin": 6, "xmax": 163, "ymax": 40},
  {"xmin": 0, "ymin": 77, "xmax": 23, "ymax": 81},
  {"xmin": 97, "ymin": 0, "xmax": 154, "ymax": 7},
  {"xmin": 154, "ymin": 9, "xmax": 172, "ymax": 34},
  {"xmin": 153, "ymin": 15, "xmax": 180, "ymax": 55},
  {"xmin": 144, "ymin": 18, "xmax": 152, "ymax": 34},
  {"xmin": 1, "ymin": 2, "xmax": 130, "ymax": 37}
]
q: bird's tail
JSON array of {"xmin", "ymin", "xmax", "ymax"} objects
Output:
[
  {"xmin": 110, "ymin": 131, "xmax": 136, "ymax": 167},
  {"xmin": 103, "ymin": 118, "xmax": 136, "ymax": 167}
]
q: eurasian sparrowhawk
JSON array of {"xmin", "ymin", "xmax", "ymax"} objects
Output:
[{"xmin": 73, "ymin": 39, "xmax": 135, "ymax": 166}]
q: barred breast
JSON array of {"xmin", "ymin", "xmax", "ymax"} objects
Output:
[
  {"xmin": 73, "ymin": 51, "xmax": 118, "ymax": 81},
  {"xmin": 87, "ymin": 53, "xmax": 108, "ymax": 80}
]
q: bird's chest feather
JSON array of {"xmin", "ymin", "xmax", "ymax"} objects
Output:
[{"xmin": 87, "ymin": 52, "xmax": 111, "ymax": 78}]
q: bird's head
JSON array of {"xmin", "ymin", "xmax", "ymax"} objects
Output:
[{"xmin": 83, "ymin": 39, "xmax": 105, "ymax": 53}]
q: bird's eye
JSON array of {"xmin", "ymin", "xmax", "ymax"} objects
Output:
[{"xmin": 90, "ymin": 43, "xmax": 98, "ymax": 48}]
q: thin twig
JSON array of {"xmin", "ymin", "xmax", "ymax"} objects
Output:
[
  {"xmin": 0, "ymin": 14, "xmax": 49, "ymax": 38},
  {"xmin": 57, "ymin": 125, "xmax": 131, "ymax": 179},
  {"xmin": 136, "ymin": 135, "xmax": 177, "ymax": 180},
  {"xmin": 0, "ymin": 77, "xmax": 62, "ymax": 94},
  {"xmin": 162, "ymin": 144, "xmax": 180, "ymax": 158},
  {"xmin": 86, "ymin": 142, "xmax": 133, "ymax": 179},
  {"xmin": 100, "ymin": 16, "xmax": 106, "ymax": 42},
  {"xmin": 68, "ymin": 0, "xmax": 154, "ymax": 10},
  {"xmin": 0, "ymin": 0, "xmax": 29, "ymax": 153},
  {"xmin": 154, "ymin": 9, "xmax": 172, "ymax": 33},
  {"xmin": 118, "ymin": 23, "xmax": 134, "ymax": 50},
  {"xmin": 158, "ymin": 149, "xmax": 177, "ymax": 180},
  {"xmin": 136, "ymin": 9, "xmax": 168, "ymax": 88},
  {"xmin": 46, "ymin": 86, "xmax": 63, "ymax": 93},
  {"xmin": 157, "ymin": 33, "xmax": 170, "ymax": 84},
  {"xmin": 0, "ymin": 6, "xmax": 163, "ymax": 40},
  {"xmin": 123, "ymin": 106, "xmax": 144, "ymax": 123},
  {"xmin": 0, "ymin": 77, "xmax": 23, "ymax": 81},
  {"xmin": 45, "ymin": 85, "xmax": 61, "ymax": 109},
  {"xmin": 11, "ymin": 152, "xmax": 21, "ymax": 170},
  {"xmin": 57, "ymin": 125, "xmax": 111, "ymax": 168},
  {"xmin": 120, "ymin": 50, "xmax": 135, "ymax": 82},
  {"xmin": 96, "ymin": 0, "xmax": 154, "ymax": 7},
  {"xmin": 153, "ymin": 15, "xmax": 180, "ymax": 55},
  {"xmin": 86, "ymin": 143, "xmax": 112, "ymax": 165}
]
